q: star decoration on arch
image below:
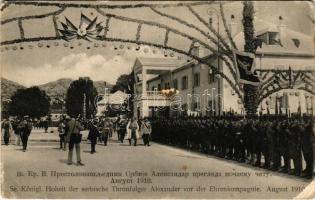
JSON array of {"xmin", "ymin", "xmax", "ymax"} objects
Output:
[{"xmin": 58, "ymin": 13, "xmax": 103, "ymax": 42}]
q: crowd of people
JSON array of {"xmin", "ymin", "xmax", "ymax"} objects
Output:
[
  {"xmin": 56, "ymin": 116, "xmax": 152, "ymax": 165},
  {"xmin": 1, "ymin": 114, "xmax": 152, "ymax": 166},
  {"xmin": 2, "ymin": 116, "xmax": 33, "ymax": 152},
  {"xmin": 2, "ymin": 114, "xmax": 314, "ymax": 179},
  {"xmin": 150, "ymin": 115, "xmax": 315, "ymax": 179}
]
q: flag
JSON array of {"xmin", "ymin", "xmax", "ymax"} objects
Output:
[{"xmin": 233, "ymin": 50, "xmax": 261, "ymax": 86}]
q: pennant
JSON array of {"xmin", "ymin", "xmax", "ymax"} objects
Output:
[{"xmin": 233, "ymin": 50, "xmax": 261, "ymax": 86}]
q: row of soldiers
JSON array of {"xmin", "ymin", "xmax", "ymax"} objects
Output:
[{"xmin": 150, "ymin": 115, "xmax": 315, "ymax": 179}]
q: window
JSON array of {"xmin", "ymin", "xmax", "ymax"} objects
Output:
[
  {"xmin": 208, "ymin": 73, "xmax": 215, "ymax": 84},
  {"xmin": 181, "ymin": 76, "xmax": 188, "ymax": 90},
  {"xmin": 173, "ymin": 79, "xmax": 178, "ymax": 90},
  {"xmin": 257, "ymin": 32, "xmax": 281, "ymax": 46},
  {"xmin": 193, "ymin": 73, "xmax": 200, "ymax": 87},
  {"xmin": 268, "ymin": 32, "xmax": 280, "ymax": 45},
  {"xmin": 292, "ymin": 38, "xmax": 300, "ymax": 48}
]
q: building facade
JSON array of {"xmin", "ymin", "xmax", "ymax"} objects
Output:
[{"xmin": 133, "ymin": 17, "xmax": 315, "ymax": 119}]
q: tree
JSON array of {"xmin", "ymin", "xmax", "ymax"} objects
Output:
[
  {"xmin": 65, "ymin": 77, "xmax": 98, "ymax": 119},
  {"xmin": 8, "ymin": 87, "xmax": 50, "ymax": 118},
  {"xmin": 242, "ymin": 1, "xmax": 259, "ymax": 117},
  {"xmin": 111, "ymin": 73, "xmax": 134, "ymax": 94}
]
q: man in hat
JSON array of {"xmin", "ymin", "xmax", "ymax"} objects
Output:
[
  {"xmin": 88, "ymin": 119, "xmax": 99, "ymax": 154},
  {"xmin": 66, "ymin": 116, "xmax": 84, "ymax": 166},
  {"xmin": 2, "ymin": 117, "xmax": 13, "ymax": 145},
  {"xmin": 140, "ymin": 118, "xmax": 152, "ymax": 146},
  {"xmin": 19, "ymin": 116, "xmax": 32, "ymax": 152},
  {"xmin": 126, "ymin": 117, "xmax": 139, "ymax": 146}
]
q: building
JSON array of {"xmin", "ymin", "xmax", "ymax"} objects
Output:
[
  {"xmin": 96, "ymin": 90, "xmax": 128, "ymax": 117},
  {"xmin": 133, "ymin": 17, "xmax": 314, "ymax": 119}
]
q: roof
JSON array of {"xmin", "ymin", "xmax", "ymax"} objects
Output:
[{"xmin": 233, "ymin": 19, "xmax": 315, "ymax": 56}]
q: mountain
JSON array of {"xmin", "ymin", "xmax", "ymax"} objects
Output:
[
  {"xmin": 1, "ymin": 77, "xmax": 25, "ymax": 100},
  {"xmin": 37, "ymin": 78, "xmax": 113, "ymax": 98},
  {"xmin": 1, "ymin": 78, "xmax": 114, "ymax": 101},
  {"xmin": 37, "ymin": 78, "xmax": 73, "ymax": 98}
]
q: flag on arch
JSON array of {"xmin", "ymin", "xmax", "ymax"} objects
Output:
[{"xmin": 233, "ymin": 50, "xmax": 261, "ymax": 86}]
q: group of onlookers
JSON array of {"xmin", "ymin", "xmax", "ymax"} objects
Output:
[
  {"xmin": 55, "ymin": 115, "xmax": 152, "ymax": 166},
  {"xmin": 2, "ymin": 114, "xmax": 152, "ymax": 167},
  {"xmin": 1, "ymin": 116, "xmax": 33, "ymax": 151}
]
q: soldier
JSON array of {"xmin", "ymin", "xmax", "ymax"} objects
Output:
[
  {"xmin": 2, "ymin": 117, "xmax": 12, "ymax": 145},
  {"xmin": 117, "ymin": 119, "xmax": 127, "ymax": 143},
  {"xmin": 252, "ymin": 120, "xmax": 262, "ymax": 167},
  {"xmin": 288, "ymin": 119, "xmax": 302, "ymax": 176},
  {"xmin": 301, "ymin": 118, "xmax": 314, "ymax": 179},
  {"xmin": 100, "ymin": 118, "xmax": 112, "ymax": 146},
  {"xmin": 225, "ymin": 120, "xmax": 234, "ymax": 160},
  {"xmin": 262, "ymin": 119, "xmax": 273, "ymax": 169},
  {"xmin": 271, "ymin": 119, "xmax": 281, "ymax": 171},
  {"xmin": 278, "ymin": 119, "xmax": 290, "ymax": 173},
  {"xmin": 88, "ymin": 119, "xmax": 100, "ymax": 154},
  {"xmin": 244, "ymin": 119, "xmax": 255, "ymax": 164},
  {"xmin": 19, "ymin": 116, "xmax": 33, "ymax": 152}
]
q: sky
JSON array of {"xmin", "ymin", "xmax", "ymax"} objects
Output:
[
  {"xmin": 1, "ymin": 43, "xmax": 166, "ymax": 86},
  {"xmin": 1, "ymin": 1, "xmax": 314, "ymax": 87}
]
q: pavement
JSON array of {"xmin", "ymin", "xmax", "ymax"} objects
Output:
[{"xmin": 1, "ymin": 128, "xmax": 314, "ymax": 199}]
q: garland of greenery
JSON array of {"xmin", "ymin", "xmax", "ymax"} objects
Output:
[
  {"xmin": 0, "ymin": 2, "xmax": 10, "ymax": 11},
  {"xmin": 219, "ymin": 2, "xmax": 237, "ymax": 50},
  {"xmin": 150, "ymin": 7, "xmax": 228, "ymax": 56},
  {"xmin": 96, "ymin": 36, "xmax": 244, "ymax": 102},
  {"xmin": 242, "ymin": 1, "xmax": 260, "ymax": 117},
  {"xmin": 164, "ymin": 30, "xmax": 169, "ymax": 47},
  {"xmin": 1, "ymin": 7, "xmax": 66, "ymax": 25},
  {"xmin": 52, "ymin": 15, "xmax": 60, "ymax": 37},
  {"xmin": 18, "ymin": 19, "xmax": 24, "ymax": 39},
  {"xmin": 103, "ymin": 17, "xmax": 111, "ymax": 38},
  {"xmin": 136, "ymin": 24, "xmax": 142, "ymax": 42},
  {"xmin": 97, "ymin": 8, "xmax": 242, "ymax": 95},
  {"xmin": 185, "ymin": 5, "xmax": 241, "ymax": 92},
  {"xmin": 186, "ymin": 5, "xmax": 232, "ymax": 54},
  {"xmin": 3, "ymin": 1, "xmax": 212, "ymax": 10},
  {"xmin": 1, "ymin": 1, "xmax": 247, "ymax": 101}
]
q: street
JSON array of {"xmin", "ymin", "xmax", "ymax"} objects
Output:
[{"xmin": 1, "ymin": 129, "xmax": 313, "ymax": 199}]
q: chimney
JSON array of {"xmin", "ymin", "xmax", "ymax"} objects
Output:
[
  {"xmin": 192, "ymin": 44, "xmax": 205, "ymax": 57},
  {"xmin": 229, "ymin": 14, "xmax": 237, "ymax": 37},
  {"xmin": 278, "ymin": 16, "xmax": 287, "ymax": 43}
]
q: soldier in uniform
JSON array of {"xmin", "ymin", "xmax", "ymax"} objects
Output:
[
  {"xmin": 19, "ymin": 116, "xmax": 33, "ymax": 152},
  {"xmin": 278, "ymin": 119, "xmax": 290, "ymax": 173},
  {"xmin": 288, "ymin": 118, "xmax": 302, "ymax": 176},
  {"xmin": 301, "ymin": 117, "xmax": 314, "ymax": 179},
  {"xmin": 117, "ymin": 119, "xmax": 127, "ymax": 143}
]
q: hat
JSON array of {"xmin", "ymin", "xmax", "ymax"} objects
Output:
[{"xmin": 23, "ymin": 115, "xmax": 29, "ymax": 118}]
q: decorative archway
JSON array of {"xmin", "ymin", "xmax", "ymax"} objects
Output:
[
  {"xmin": 0, "ymin": 1, "xmax": 243, "ymax": 101},
  {"xmin": 1, "ymin": 1, "xmax": 314, "ymax": 115},
  {"xmin": 257, "ymin": 68, "xmax": 315, "ymax": 105}
]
